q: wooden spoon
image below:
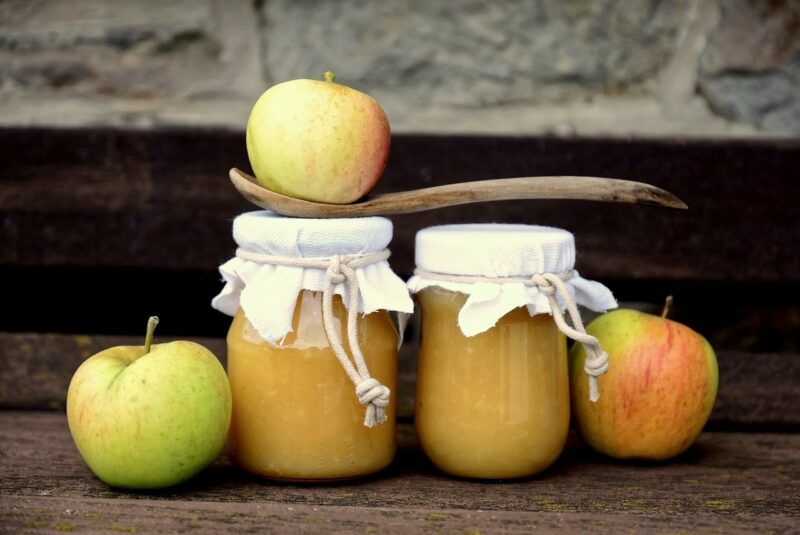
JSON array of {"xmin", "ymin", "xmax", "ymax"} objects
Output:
[{"xmin": 230, "ymin": 168, "xmax": 687, "ymax": 218}]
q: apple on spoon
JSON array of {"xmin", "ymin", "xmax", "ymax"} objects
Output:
[
  {"xmin": 67, "ymin": 317, "xmax": 231, "ymax": 489},
  {"xmin": 240, "ymin": 71, "xmax": 687, "ymax": 217},
  {"xmin": 246, "ymin": 70, "xmax": 390, "ymax": 205}
]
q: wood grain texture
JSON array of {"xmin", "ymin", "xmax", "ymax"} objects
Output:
[
  {"xmin": 0, "ymin": 332, "xmax": 417, "ymax": 420},
  {"xmin": 0, "ymin": 411, "xmax": 798, "ymax": 531},
  {"xmin": 229, "ymin": 167, "xmax": 687, "ymax": 217},
  {"xmin": 2, "ymin": 128, "xmax": 798, "ymax": 282},
  {"xmin": 0, "ymin": 332, "xmax": 225, "ymax": 411},
  {"xmin": 1, "ymin": 332, "xmax": 797, "ymax": 429},
  {"xmin": 4, "ymin": 494, "xmax": 798, "ymax": 534},
  {"xmin": 3, "ymin": 264, "xmax": 798, "ymax": 347}
]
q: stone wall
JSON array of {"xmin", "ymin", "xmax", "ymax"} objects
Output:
[{"xmin": 0, "ymin": 0, "xmax": 798, "ymax": 137}]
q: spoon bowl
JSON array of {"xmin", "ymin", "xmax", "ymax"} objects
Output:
[{"xmin": 230, "ymin": 168, "xmax": 687, "ymax": 218}]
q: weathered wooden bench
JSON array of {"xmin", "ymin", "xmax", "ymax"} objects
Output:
[{"xmin": 2, "ymin": 128, "xmax": 798, "ymax": 532}]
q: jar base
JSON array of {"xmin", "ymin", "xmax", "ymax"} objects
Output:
[
  {"xmin": 230, "ymin": 453, "xmax": 393, "ymax": 484},
  {"xmin": 429, "ymin": 464, "xmax": 555, "ymax": 481},
  {"xmin": 250, "ymin": 473, "xmax": 369, "ymax": 484}
]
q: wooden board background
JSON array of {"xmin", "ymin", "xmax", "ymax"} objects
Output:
[
  {"xmin": 1, "ymin": 127, "xmax": 798, "ymax": 532},
  {"xmin": 1, "ymin": 127, "xmax": 798, "ymax": 348},
  {"xmin": 3, "ymin": 128, "xmax": 798, "ymax": 282},
  {"xmin": 1, "ymin": 126, "xmax": 798, "ymax": 429},
  {"xmin": 1, "ymin": 332, "xmax": 798, "ymax": 431}
]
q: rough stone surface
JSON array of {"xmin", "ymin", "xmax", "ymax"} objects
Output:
[
  {"xmin": 0, "ymin": 1, "xmax": 216, "ymax": 98},
  {"xmin": 263, "ymin": 0, "xmax": 688, "ymax": 107},
  {"xmin": 0, "ymin": 0, "xmax": 263, "ymax": 127},
  {"xmin": 698, "ymin": 0, "xmax": 800, "ymax": 134},
  {"xmin": 0, "ymin": 0, "xmax": 796, "ymax": 136}
]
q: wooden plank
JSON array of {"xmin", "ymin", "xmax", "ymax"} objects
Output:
[
  {"xmin": 2, "ymin": 127, "xmax": 798, "ymax": 282},
  {"xmin": 4, "ymin": 494, "xmax": 798, "ymax": 533},
  {"xmin": 715, "ymin": 350, "xmax": 800, "ymax": 430},
  {"xmin": 0, "ymin": 332, "xmax": 227, "ymax": 411},
  {"xmin": 0, "ymin": 332, "xmax": 417, "ymax": 420},
  {"xmin": 1, "ymin": 332, "xmax": 798, "ymax": 429},
  {"xmin": 0, "ymin": 411, "xmax": 798, "ymax": 526},
  {"xmin": 4, "ymin": 265, "xmax": 798, "ymax": 341}
]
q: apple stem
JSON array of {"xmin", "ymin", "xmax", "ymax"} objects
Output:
[
  {"xmin": 661, "ymin": 296, "xmax": 673, "ymax": 318},
  {"xmin": 324, "ymin": 70, "xmax": 336, "ymax": 83},
  {"xmin": 144, "ymin": 316, "xmax": 159, "ymax": 354}
]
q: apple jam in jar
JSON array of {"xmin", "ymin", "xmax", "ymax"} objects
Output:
[
  {"xmin": 226, "ymin": 293, "xmax": 397, "ymax": 480},
  {"xmin": 407, "ymin": 224, "xmax": 617, "ymax": 479},
  {"xmin": 212, "ymin": 211, "xmax": 413, "ymax": 481}
]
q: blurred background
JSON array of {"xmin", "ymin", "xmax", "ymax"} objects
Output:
[
  {"xmin": 1, "ymin": 0, "xmax": 798, "ymax": 137},
  {"xmin": 0, "ymin": 0, "xmax": 800, "ymax": 382},
  {"xmin": 0, "ymin": 1, "xmax": 798, "ymax": 419}
]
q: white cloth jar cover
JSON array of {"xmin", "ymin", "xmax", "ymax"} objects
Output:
[
  {"xmin": 407, "ymin": 224, "xmax": 618, "ymax": 401},
  {"xmin": 212, "ymin": 210, "xmax": 414, "ymax": 427}
]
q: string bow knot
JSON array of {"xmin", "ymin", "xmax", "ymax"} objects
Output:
[
  {"xmin": 413, "ymin": 267, "xmax": 610, "ymax": 402},
  {"xmin": 237, "ymin": 248, "xmax": 393, "ymax": 427},
  {"xmin": 528, "ymin": 272, "xmax": 608, "ymax": 402}
]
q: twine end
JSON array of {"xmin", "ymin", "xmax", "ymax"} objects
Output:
[
  {"xmin": 363, "ymin": 408, "xmax": 388, "ymax": 428},
  {"xmin": 588, "ymin": 377, "xmax": 600, "ymax": 402}
]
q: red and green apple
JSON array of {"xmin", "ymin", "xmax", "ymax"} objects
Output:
[
  {"xmin": 246, "ymin": 71, "xmax": 391, "ymax": 204},
  {"xmin": 569, "ymin": 298, "xmax": 718, "ymax": 460}
]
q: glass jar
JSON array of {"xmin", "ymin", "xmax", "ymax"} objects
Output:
[
  {"xmin": 227, "ymin": 291, "xmax": 397, "ymax": 481},
  {"xmin": 212, "ymin": 211, "xmax": 414, "ymax": 482},
  {"xmin": 416, "ymin": 287, "xmax": 569, "ymax": 479},
  {"xmin": 408, "ymin": 224, "xmax": 616, "ymax": 479}
]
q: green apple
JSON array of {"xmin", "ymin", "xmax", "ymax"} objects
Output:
[
  {"xmin": 246, "ymin": 70, "xmax": 391, "ymax": 204},
  {"xmin": 569, "ymin": 297, "xmax": 718, "ymax": 460},
  {"xmin": 67, "ymin": 317, "xmax": 231, "ymax": 489}
]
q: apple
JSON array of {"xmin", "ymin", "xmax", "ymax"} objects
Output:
[
  {"xmin": 67, "ymin": 317, "xmax": 231, "ymax": 489},
  {"xmin": 569, "ymin": 297, "xmax": 718, "ymax": 460},
  {"xmin": 246, "ymin": 70, "xmax": 391, "ymax": 204}
]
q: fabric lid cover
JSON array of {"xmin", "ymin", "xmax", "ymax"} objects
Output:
[
  {"xmin": 212, "ymin": 211, "xmax": 414, "ymax": 345},
  {"xmin": 407, "ymin": 224, "xmax": 617, "ymax": 336}
]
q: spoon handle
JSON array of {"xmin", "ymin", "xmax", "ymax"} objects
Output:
[{"xmin": 366, "ymin": 176, "xmax": 687, "ymax": 215}]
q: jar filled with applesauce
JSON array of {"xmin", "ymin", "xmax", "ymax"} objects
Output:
[
  {"xmin": 212, "ymin": 211, "xmax": 413, "ymax": 481},
  {"xmin": 407, "ymin": 224, "xmax": 617, "ymax": 479}
]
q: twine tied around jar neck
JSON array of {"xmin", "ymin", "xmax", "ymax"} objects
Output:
[
  {"xmin": 236, "ymin": 248, "xmax": 393, "ymax": 428},
  {"xmin": 413, "ymin": 268, "xmax": 609, "ymax": 402}
]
